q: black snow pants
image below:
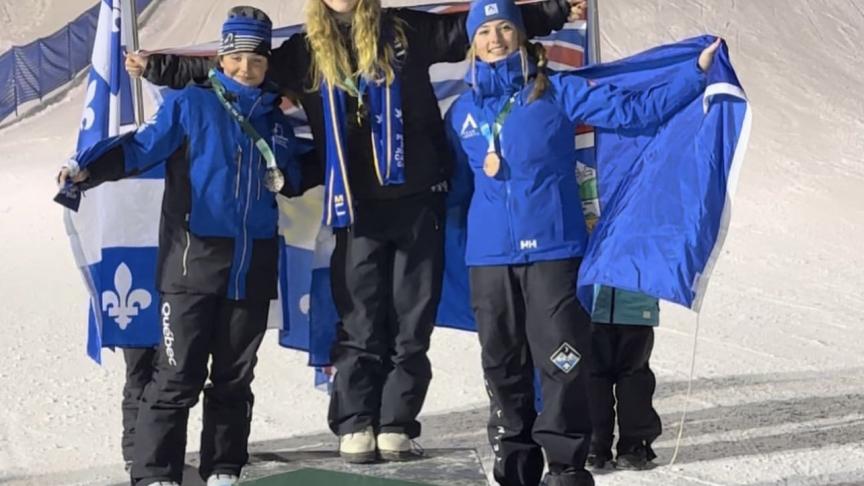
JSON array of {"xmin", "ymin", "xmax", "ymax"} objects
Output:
[
  {"xmin": 469, "ymin": 258, "xmax": 594, "ymax": 486},
  {"xmin": 327, "ymin": 192, "xmax": 445, "ymax": 439},
  {"xmin": 121, "ymin": 347, "xmax": 158, "ymax": 464},
  {"xmin": 588, "ymin": 324, "xmax": 661, "ymax": 457},
  {"xmin": 130, "ymin": 293, "xmax": 269, "ymax": 485}
]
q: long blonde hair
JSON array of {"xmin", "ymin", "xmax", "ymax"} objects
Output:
[
  {"xmin": 467, "ymin": 31, "xmax": 550, "ymax": 103},
  {"xmin": 305, "ymin": 0, "xmax": 407, "ymax": 90}
]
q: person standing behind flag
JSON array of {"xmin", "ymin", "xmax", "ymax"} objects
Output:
[
  {"xmin": 57, "ymin": 7, "xmax": 318, "ymax": 486},
  {"xmin": 126, "ymin": 0, "xmax": 584, "ymax": 464},
  {"xmin": 586, "ymin": 286, "xmax": 662, "ymax": 471},
  {"xmin": 444, "ymin": 1, "xmax": 720, "ymax": 484}
]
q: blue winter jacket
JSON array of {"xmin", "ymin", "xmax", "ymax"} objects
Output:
[
  {"xmin": 445, "ymin": 51, "xmax": 706, "ymax": 267},
  {"xmin": 75, "ymin": 70, "xmax": 313, "ymax": 300}
]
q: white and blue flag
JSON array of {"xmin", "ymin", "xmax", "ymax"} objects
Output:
[{"xmin": 66, "ymin": 0, "xmax": 160, "ymax": 363}]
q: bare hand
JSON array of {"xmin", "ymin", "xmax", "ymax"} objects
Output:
[
  {"xmin": 568, "ymin": 0, "xmax": 587, "ymax": 22},
  {"xmin": 56, "ymin": 166, "xmax": 89, "ymax": 188},
  {"xmin": 125, "ymin": 51, "xmax": 150, "ymax": 78},
  {"xmin": 698, "ymin": 38, "xmax": 722, "ymax": 72}
]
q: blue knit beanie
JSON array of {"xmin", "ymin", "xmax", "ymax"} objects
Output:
[
  {"xmin": 466, "ymin": 0, "xmax": 526, "ymax": 42},
  {"xmin": 219, "ymin": 6, "xmax": 273, "ymax": 57}
]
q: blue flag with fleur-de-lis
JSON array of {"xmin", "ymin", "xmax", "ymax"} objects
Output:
[{"xmin": 64, "ymin": 0, "xmax": 161, "ymax": 363}]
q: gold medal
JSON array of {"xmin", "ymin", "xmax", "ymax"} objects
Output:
[{"xmin": 483, "ymin": 152, "xmax": 501, "ymax": 178}]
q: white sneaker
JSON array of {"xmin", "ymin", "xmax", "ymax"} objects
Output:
[
  {"xmin": 339, "ymin": 426, "xmax": 377, "ymax": 463},
  {"xmin": 377, "ymin": 432, "xmax": 413, "ymax": 461},
  {"xmin": 206, "ymin": 473, "xmax": 239, "ymax": 486},
  {"xmin": 150, "ymin": 482, "xmax": 180, "ymax": 486}
]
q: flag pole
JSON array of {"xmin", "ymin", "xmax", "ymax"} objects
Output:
[
  {"xmin": 127, "ymin": 0, "xmax": 145, "ymax": 125},
  {"xmin": 587, "ymin": 0, "xmax": 601, "ymax": 64}
]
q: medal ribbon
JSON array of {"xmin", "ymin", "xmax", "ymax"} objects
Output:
[{"xmin": 479, "ymin": 94, "xmax": 518, "ymax": 156}]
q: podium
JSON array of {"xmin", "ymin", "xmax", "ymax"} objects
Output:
[{"xmin": 237, "ymin": 448, "xmax": 488, "ymax": 485}]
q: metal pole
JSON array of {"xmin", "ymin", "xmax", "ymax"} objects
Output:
[
  {"xmin": 13, "ymin": 48, "xmax": 19, "ymax": 116},
  {"xmin": 127, "ymin": 0, "xmax": 145, "ymax": 124},
  {"xmin": 587, "ymin": 0, "xmax": 601, "ymax": 64},
  {"xmin": 67, "ymin": 25, "xmax": 73, "ymax": 81}
]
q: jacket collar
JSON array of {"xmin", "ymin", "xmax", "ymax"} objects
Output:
[
  {"xmin": 211, "ymin": 69, "xmax": 278, "ymax": 119},
  {"xmin": 467, "ymin": 50, "xmax": 537, "ymax": 100}
]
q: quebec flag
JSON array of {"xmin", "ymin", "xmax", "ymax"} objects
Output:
[{"xmin": 65, "ymin": 0, "xmax": 161, "ymax": 363}]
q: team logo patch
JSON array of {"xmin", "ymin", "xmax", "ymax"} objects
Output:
[
  {"xmin": 485, "ymin": 3, "xmax": 499, "ymax": 16},
  {"xmin": 550, "ymin": 342, "xmax": 582, "ymax": 373},
  {"xmin": 221, "ymin": 32, "xmax": 235, "ymax": 50},
  {"xmin": 460, "ymin": 113, "xmax": 479, "ymax": 139}
]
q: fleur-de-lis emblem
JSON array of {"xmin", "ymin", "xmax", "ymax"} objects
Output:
[
  {"xmin": 80, "ymin": 80, "xmax": 97, "ymax": 131},
  {"xmin": 102, "ymin": 263, "xmax": 152, "ymax": 330}
]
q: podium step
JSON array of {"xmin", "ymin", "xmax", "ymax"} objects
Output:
[{"xmin": 240, "ymin": 448, "xmax": 488, "ymax": 486}]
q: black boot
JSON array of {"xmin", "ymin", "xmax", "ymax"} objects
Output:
[
  {"xmin": 542, "ymin": 469, "xmax": 595, "ymax": 486},
  {"xmin": 615, "ymin": 441, "xmax": 657, "ymax": 471},
  {"xmin": 585, "ymin": 451, "xmax": 612, "ymax": 471}
]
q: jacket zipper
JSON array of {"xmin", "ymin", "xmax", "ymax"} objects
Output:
[
  {"xmin": 235, "ymin": 138, "xmax": 254, "ymax": 298},
  {"xmin": 505, "ymin": 180, "xmax": 518, "ymax": 254},
  {"xmin": 234, "ymin": 95, "xmax": 264, "ymax": 298},
  {"xmin": 257, "ymin": 156, "xmax": 262, "ymax": 200},
  {"xmin": 182, "ymin": 230, "xmax": 191, "ymax": 277},
  {"xmin": 500, "ymin": 125, "xmax": 517, "ymax": 253},
  {"xmin": 181, "ymin": 213, "xmax": 191, "ymax": 277},
  {"xmin": 235, "ymin": 146, "xmax": 242, "ymax": 198},
  {"xmin": 486, "ymin": 98, "xmax": 518, "ymax": 254}
]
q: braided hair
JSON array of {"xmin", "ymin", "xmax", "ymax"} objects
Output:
[{"xmin": 524, "ymin": 41, "xmax": 550, "ymax": 103}]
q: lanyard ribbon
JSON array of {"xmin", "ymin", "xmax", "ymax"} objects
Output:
[{"xmin": 209, "ymin": 69, "xmax": 285, "ymax": 193}]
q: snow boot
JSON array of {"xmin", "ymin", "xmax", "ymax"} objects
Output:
[
  {"xmin": 542, "ymin": 469, "xmax": 595, "ymax": 486},
  {"xmin": 339, "ymin": 426, "xmax": 377, "ymax": 463},
  {"xmin": 377, "ymin": 432, "xmax": 417, "ymax": 461},
  {"xmin": 615, "ymin": 441, "xmax": 657, "ymax": 470},
  {"xmin": 206, "ymin": 473, "xmax": 239, "ymax": 486}
]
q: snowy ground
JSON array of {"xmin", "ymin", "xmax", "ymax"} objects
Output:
[{"xmin": 1, "ymin": 1, "xmax": 863, "ymax": 485}]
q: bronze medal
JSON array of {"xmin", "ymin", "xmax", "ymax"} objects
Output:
[{"xmin": 483, "ymin": 152, "xmax": 501, "ymax": 178}]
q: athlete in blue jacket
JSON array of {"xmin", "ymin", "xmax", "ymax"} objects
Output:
[
  {"xmin": 445, "ymin": 1, "xmax": 720, "ymax": 485},
  {"xmin": 56, "ymin": 8, "xmax": 317, "ymax": 486}
]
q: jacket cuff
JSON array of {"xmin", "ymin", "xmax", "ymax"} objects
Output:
[
  {"xmin": 556, "ymin": 0, "xmax": 572, "ymax": 19},
  {"xmin": 142, "ymin": 54, "xmax": 162, "ymax": 83}
]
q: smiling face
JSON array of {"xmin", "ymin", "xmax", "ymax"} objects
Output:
[
  {"xmin": 473, "ymin": 19, "xmax": 520, "ymax": 63},
  {"xmin": 219, "ymin": 52, "xmax": 268, "ymax": 87},
  {"xmin": 321, "ymin": 0, "xmax": 360, "ymax": 14}
]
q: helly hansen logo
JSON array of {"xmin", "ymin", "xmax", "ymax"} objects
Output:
[
  {"xmin": 461, "ymin": 113, "xmax": 479, "ymax": 139},
  {"xmin": 520, "ymin": 239, "xmax": 538, "ymax": 250},
  {"xmin": 485, "ymin": 3, "xmax": 499, "ymax": 16}
]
